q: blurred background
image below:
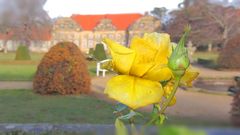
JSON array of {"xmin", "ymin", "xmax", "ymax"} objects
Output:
[{"xmin": 0, "ymin": 0, "xmax": 240, "ymax": 133}]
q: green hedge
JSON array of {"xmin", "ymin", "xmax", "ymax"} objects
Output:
[{"xmin": 93, "ymin": 43, "xmax": 107, "ymax": 61}]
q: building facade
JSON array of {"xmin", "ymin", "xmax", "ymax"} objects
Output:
[
  {"xmin": 0, "ymin": 13, "xmax": 161, "ymax": 53},
  {"xmin": 52, "ymin": 13, "xmax": 161, "ymax": 53}
]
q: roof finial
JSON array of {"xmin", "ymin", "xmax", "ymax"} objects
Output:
[{"xmin": 144, "ymin": 11, "xmax": 149, "ymax": 16}]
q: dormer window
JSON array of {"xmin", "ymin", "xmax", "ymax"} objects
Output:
[{"xmin": 140, "ymin": 23, "xmax": 145, "ymax": 28}]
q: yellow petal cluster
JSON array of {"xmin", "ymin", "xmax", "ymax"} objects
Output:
[
  {"xmin": 181, "ymin": 67, "xmax": 199, "ymax": 86},
  {"xmin": 103, "ymin": 33, "xmax": 198, "ymax": 109},
  {"xmin": 105, "ymin": 75, "xmax": 163, "ymax": 109},
  {"xmin": 163, "ymin": 81, "xmax": 176, "ymax": 106}
]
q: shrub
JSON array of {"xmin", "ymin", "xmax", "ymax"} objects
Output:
[
  {"xmin": 93, "ymin": 43, "xmax": 107, "ymax": 61},
  {"xmin": 15, "ymin": 45, "xmax": 31, "ymax": 60},
  {"xmin": 218, "ymin": 34, "xmax": 240, "ymax": 69},
  {"xmin": 86, "ymin": 48, "xmax": 94, "ymax": 61},
  {"xmin": 197, "ymin": 58, "xmax": 213, "ymax": 65},
  {"xmin": 88, "ymin": 48, "xmax": 94, "ymax": 57},
  {"xmin": 33, "ymin": 42, "xmax": 91, "ymax": 95},
  {"xmin": 231, "ymin": 91, "xmax": 240, "ymax": 127},
  {"xmin": 231, "ymin": 77, "xmax": 240, "ymax": 127}
]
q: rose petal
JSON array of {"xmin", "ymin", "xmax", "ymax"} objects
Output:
[{"xmin": 104, "ymin": 75, "xmax": 163, "ymax": 109}]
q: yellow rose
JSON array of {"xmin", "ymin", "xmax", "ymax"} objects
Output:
[
  {"xmin": 103, "ymin": 32, "xmax": 198, "ymax": 109},
  {"xmin": 103, "ymin": 33, "xmax": 173, "ymax": 109}
]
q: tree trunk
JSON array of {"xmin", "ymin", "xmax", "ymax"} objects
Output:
[
  {"xmin": 222, "ymin": 28, "xmax": 229, "ymax": 48},
  {"xmin": 208, "ymin": 43, "xmax": 212, "ymax": 52}
]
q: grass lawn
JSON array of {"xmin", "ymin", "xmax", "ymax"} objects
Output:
[
  {"xmin": 0, "ymin": 64, "xmax": 37, "ymax": 81},
  {"xmin": 0, "ymin": 52, "xmax": 44, "ymax": 61},
  {"xmin": 0, "ymin": 89, "xmax": 115, "ymax": 124},
  {"xmin": 192, "ymin": 51, "xmax": 219, "ymax": 62},
  {"xmin": 87, "ymin": 61, "xmax": 97, "ymax": 76},
  {"xmin": 0, "ymin": 52, "xmax": 97, "ymax": 81},
  {"xmin": 192, "ymin": 51, "xmax": 220, "ymax": 69},
  {"xmin": 0, "ymin": 61, "xmax": 97, "ymax": 81},
  {"xmin": 0, "ymin": 52, "xmax": 42, "ymax": 81},
  {"xmin": 0, "ymin": 90, "xmax": 231, "ymax": 127}
]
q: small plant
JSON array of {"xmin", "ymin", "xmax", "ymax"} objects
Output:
[
  {"xmin": 86, "ymin": 48, "xmax": 95, "ymax": 61},
  {"xmin": 15, "ymin": 45, "xmax": 31, "ymax": 60},
  {"xmin": 88, "ymin": 48, "xmax": 94, "ymax": 57},
  {"xmin": 33, "ymin": 42, "xmax": 91, "ymax": 95},
  {"xmin": 231, "ymin": 76, "xmax": 240, "ymax": 127},
  {"xmin": 93, "ymin": 43, "xmax": 107, "ymax": 61},
  {"xmin": 232, "ymin": 92, "xmax": 240, "ymax": 127}
]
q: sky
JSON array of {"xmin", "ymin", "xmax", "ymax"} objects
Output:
[{"xmin": 44, "ymin": 0, "xmax": 183, "ymax": 18}]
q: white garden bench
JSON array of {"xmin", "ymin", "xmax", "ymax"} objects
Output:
[{"xmin": 96, "ymin": 59, "xmax": 111, "ymax": 77}]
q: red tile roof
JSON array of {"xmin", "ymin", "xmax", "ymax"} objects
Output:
[
  {"xmin": 30, "ymin": 27, "xmax": 52, "ymax": 41},
  {"xmin": 0, "ymin": 27, "xmax": 51, "ymax": 41},
  {"xmin": 71, "ymin": 13, "xmax": 143, "ymax": 30},
  {"xmin": 0, "ymin": 32, "xmax": 13, "ymax": 40}
]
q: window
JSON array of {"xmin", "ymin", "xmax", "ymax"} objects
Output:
[
  {"xmin": 89, "ymin": 34, "xmax": 93, "ymax": 39},
  {"xmin": 95, "ymin": 34, "xmax": 101, "ymax": 42},
  {"xmin": 69, "ymin": 23, "xmax": 74, "ymax": 29},
  {"xmin": 82, "ymin": 39, "xmax": 87, "ymax": 49},
  {"xmin": 116, "ymin": 33, "xmax": 122, "ymax": 40},
  {"xmin": 109, "ymin": 34, "xmax": 114, "ymax": 39},
  {"xmin": 60, "ymin": 24, "xmax": 65, "ymax": 29},
  {"xmin": 88, "ymin": 39, "xmax": 94, "ymax": 48},
  {"xmin": 140, "ymin": 23, "xmax": 145, "ymax": 28}
]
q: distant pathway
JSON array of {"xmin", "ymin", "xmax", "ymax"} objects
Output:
[
  {"xmin": 0, "ymin": 81, "xmax": 32, "ymax": 89},
  {"xmin": 195, "ymin": 64, "xmax": 240, "ymax": 78}
]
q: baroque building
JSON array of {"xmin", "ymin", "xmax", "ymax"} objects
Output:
[
  {"xmin": 52, "ymin": 17, "xmax": 81, "ymax": 45},
  {"xmin": 52, "ymin": 13, "xmax": 161, "ymax": 53},
  {"xmin": 0, "ymin": 13, "xmax": 161, "ymax": 53}
]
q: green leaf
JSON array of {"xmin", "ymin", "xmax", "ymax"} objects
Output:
[
  {"xmin": 152, "ymin": 104, "xmax": 160, "ymax": 115},
  {"xmin": 118, "ymin": 110, "xmax": 143, "ymax": 120},
  {"xmin": 115, "ymin": 103, "xmax": 128, "ymax": 112},
  {"xmin": 158, "ymin": 126, "xmax": 207, "ymax": 135},
  {"xmin": 115, "ymin": 118, "xmax": 128, "ymax": 135}
]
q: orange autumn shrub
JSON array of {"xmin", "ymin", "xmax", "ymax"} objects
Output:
[
  {"xmin": 33, "ymin": 42, "xmax": 91, "ymax": 95},
  {"xmin": 231, "ymin": 91, "xmax": 240, "ymax": 127}
]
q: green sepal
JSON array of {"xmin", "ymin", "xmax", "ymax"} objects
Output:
[
  {"xmin": 168, "ymin": 26, "xmax": 191, "ymax": 77},
  {"xmin": 160, "ymin": 79, "xmax": 171, "ymax": 87}
]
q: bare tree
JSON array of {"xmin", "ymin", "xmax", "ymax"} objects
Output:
[
  {"xmin": 0, "ymin": 0, "xmax": 52, "ymax": 53},
  {"xmin": 166, "ymin": 0, "xmax": 240, "ymax": 48},
  {"xmin": 231, "ymin": 0, "xmax": 240, "ymax": 7},
  {"xmin": 151, "ymin": 7, "xmax": 167, "ymax": 20},
  {"xmin": 204, "ymin": 4, "xmax": 240, "ymax": 46}
]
